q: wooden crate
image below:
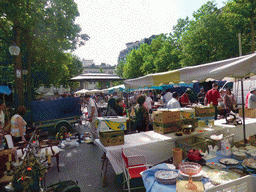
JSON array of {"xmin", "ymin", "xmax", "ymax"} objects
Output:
[
  {"xmin": 99, "ymin": 130, "xmax": 124, "ymax": 147},
  {"xmin": 153, "ymin": 122, "xmax": 182, "ymax": 134},
  {"xmin": 194, "ymin": 107, "xmax": 215, "ymax": 117},
  {"xmin": 181, "ymin": 118, "xmax": 197, "ymax": 130},
  {"xmin": 239, "ymin": 108, "xmax": 256, "ymax": 118},
  {"xmin": 152, "ymin": 110, "xmax": 180, "ymax": 124}
]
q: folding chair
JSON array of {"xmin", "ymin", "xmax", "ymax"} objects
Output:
[{"xmin": 122, "ymin": 148, "xmax": 152, "ymax": 192}]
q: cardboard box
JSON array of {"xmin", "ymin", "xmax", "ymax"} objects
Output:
[
  {"xmin": 181, "ymin": 119, "xmax": 197, "ymax": 129},
  {"xmin": 153, "ymin": 122, "xmax": 182, "ymax": 134},
  {"xmin": 99, "ymin": 130, "xmax": 124, "ymax": 146},
  {"xmin": 96, "ymin": 117, "xmax": 127, "ymax": 132},
  {"xmin": 195, "ymin": 107, "xmax": 215, "ymax": 117},
  {"xmin": 180, "ymin": 108, "xmax": 196, "ymax": 119},
  {"xmin": 152, "ymin": 110, "xmax": 180, "ymax": 124},
  {"xmin": 239, "ymin": 108, "xmax": 256, "ymax": 118}
]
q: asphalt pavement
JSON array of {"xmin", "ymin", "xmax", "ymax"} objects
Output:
[{"xmin": 45, "ymin": 124, "xmax": 124, "ymax": 192}]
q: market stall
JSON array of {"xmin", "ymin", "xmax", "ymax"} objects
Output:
[
  {"xmin": 124, "ymin": 52, "xmax": 256, "ymax": 144},
  {"xmin": 95, "ymin": 122, "xmax": 232, "ymax": 186}
]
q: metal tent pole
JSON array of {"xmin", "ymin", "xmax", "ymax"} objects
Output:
[{"xmin": 240, "ymin": 79, "xmax": 246, "ymax": 145}]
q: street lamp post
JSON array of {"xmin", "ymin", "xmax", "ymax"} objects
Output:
[{"xmin": 9, "ymin": 42, "xmax": 24, "ymax": 106}]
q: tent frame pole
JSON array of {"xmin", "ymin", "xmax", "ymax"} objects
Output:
[{"xmin": 240, "ymin": 79, "xmax": 246, "ymax": 145}]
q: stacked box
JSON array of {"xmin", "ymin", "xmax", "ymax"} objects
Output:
[
  {"xmin": 180, "ymin": 108, "xmax": 196, "ymax": 119},
  {"xmin": 152, "ymin": 110, "xmax": 181, "ymax": 134},
  {"xmin": 153, "ymin": 122, "xmax": 182, "ymax": 134},
  {"xmin": 99, "ymin": 130, "xmax": 124, "ymax": 146},
  {"xmin": 239, "ymin": 108, "xmax": 256, "ymax": 118},
  {"xmin": 152, "ymin": 110, "xmax": 180, "ymax": 123},
  {"xmin": 194, "ymin": 107, "xmax": 215, "ymax": 118}
]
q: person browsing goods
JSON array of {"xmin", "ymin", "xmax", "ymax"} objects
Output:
[
  {"xmin": 167, "ymin": 92, "xmax": 181, "ymax": 109},
  {"xmin": 84, "ymin": 94, "xmax": 98, "ymax": 144},
  {"xmin": 204, "ymin": 82, "xmax": 221, "ymax": 120},
  {"xmin": 248, "ymin": 87, "xmax": 256, "ymax": 108}
]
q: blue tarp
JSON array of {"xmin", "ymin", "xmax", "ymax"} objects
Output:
[
  {"xmin": 0, "ymin": 86, "xmax": 11, "ymax": 95},
  {"xmin": 30, "ymin": 97, "xmax": 82, "ymax": 122}
]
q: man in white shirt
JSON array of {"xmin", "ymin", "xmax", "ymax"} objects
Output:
[
  {"xmin": 144, "ymin": 94, "xmax": 153, "ymax": 113},
  {"xmin": 84, "ymin": 94, "xmax": 98, "ymax": 143},
  {"xmin": 167, "ymin": 92, "xmax": 181, "ymax": 109},
  {"xmin": 164, "ymin": 89, "xmax": 173, "ymax": 107}
]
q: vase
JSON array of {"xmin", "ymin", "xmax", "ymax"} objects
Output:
[{"xmin": 172, "ymin": 148, "xmax": 182, "ymax": 169}]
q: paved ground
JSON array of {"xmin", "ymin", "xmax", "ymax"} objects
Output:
[{"xmin": 45, "ymin": 124, "xmax": 124, "ymax": 192}]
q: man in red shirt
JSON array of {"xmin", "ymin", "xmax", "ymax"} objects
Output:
[
  {"xmin": 245, "ymin": 87, "xmax": 252, "ymax": 108},
  {"xmin": 204, "ymin": 82, "xmax": 221, "ymax": 119},
  {"xmin": 179, "ymin": 89, "xmax": 191, "ymax": 107}
]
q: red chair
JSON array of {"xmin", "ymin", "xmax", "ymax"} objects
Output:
[{"xmin": 122, "ymin": 148, "xmax": 151, "ymax": 192}]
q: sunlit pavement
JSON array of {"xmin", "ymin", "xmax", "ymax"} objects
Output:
[{"xmin": 45, "ymin": 123, "xmax": 123, "ymax": 192}]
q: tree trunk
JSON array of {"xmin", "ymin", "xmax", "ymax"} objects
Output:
[
  {"xmin": 14, "ymin": 25, "xmax": 24, "ymax": 106},
  {"xmin": 26, "ymin": 32, "xmax": 32, "ymax": 108}
]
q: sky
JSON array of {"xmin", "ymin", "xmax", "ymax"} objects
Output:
[{"xmin": 73, "ymin": 0, "xmax": 226, "ymax": 66}]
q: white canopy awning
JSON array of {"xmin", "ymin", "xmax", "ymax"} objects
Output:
[
  {"xmin": 74, "ymin": 89, "xmax": 89, "ymax": 94},
  {"xmin": 124, "ymin": 53, "xmax": 256, "ymax": 89}
]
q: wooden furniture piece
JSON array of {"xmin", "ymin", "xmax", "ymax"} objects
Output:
[{"xmin": 39, "ymin": 139, "xmax": 60, "ymax": 172}]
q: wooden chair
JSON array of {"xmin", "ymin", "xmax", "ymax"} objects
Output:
[{"xmin": 121, "ymin": 148, "xmax": 151, "ymax": 192}]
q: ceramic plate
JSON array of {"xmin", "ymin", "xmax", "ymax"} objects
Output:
[
  {"xmin": 207, "ymin": 170, "xmax": 240, "ymax": 185},
  {"xmin": 242, "ymin": 158, "xmax": 256, "ymax": 170},
  {"xmin": 166, "ymin": 163, "xmax": 176, "ymax": 170},
  {"xmin": 219, "ymin": 158, "xmax": 239, "ymax": 166},
  {"xmin": 155, "ymin": 170, "xmax": 178, "ymax": 185},
  {"xmin": 206, "ymin": 162, "xmax": 226, "ymax": 169},
  {"xmin": 155, "ymin": 170, "xmax": 178, "ymax": 180}
]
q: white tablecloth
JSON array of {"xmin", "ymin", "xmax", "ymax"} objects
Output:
[
  {"xmin": 213, "ymin": 118, "xmax": 256, "ymax": 142},
  {"xmin": 95, "ymin": 118, "xmax": 256, "ymax": 175},
  {"xmin": 95, "ymin": 131, "xmax": 173, "ymax": 175}
]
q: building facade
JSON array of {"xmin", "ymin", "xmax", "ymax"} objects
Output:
[
  {"xmin": 70, "ymin": 73, "xmax": 123, "ymax": 90},
  {"xmin": 81, "ymin": 59, "xmax": 116, "ymax": 74},
  {"xmin": 117, "ymin": 35, "xmax": 156, "ymax": 63}
]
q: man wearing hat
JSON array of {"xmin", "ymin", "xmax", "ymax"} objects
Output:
[
  {"xmin": 248, "ymin": 88, "xmax": 256, "ymax": 108},
  {"xmin": 84, "ymin": 94, "xmax": 98, "ymax": 143}
]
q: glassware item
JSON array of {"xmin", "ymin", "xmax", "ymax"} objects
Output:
[
  {"xmin": 179, "ymin": 162, "xmax": 202, "ymax": 190},
  {"xmin": 172, "ymin": 148, "xmax": 182, "ymax": 169}
]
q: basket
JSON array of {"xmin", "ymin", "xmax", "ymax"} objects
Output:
[{"xmin": 175, "ymin": 136, "xmax": 213, "ymax": 158}]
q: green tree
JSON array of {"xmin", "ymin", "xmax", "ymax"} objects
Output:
[
  {"xmin": 116, "ymin": 60, "xmax": 125, "ymax": 78},
  {"xmin": 0, "ymin": 0, "xmax": 89, "ymax": 101},
  {"xmin": 224, "ymin": 0, "xmax": 256, "ymax": 54},
  {"xmin": 179, "ymin": 1, "xmax": 239, "ymax": 67},
  {"xmin": 123, "ymin": 49, "xmax": 144, "ymax": 79}
]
